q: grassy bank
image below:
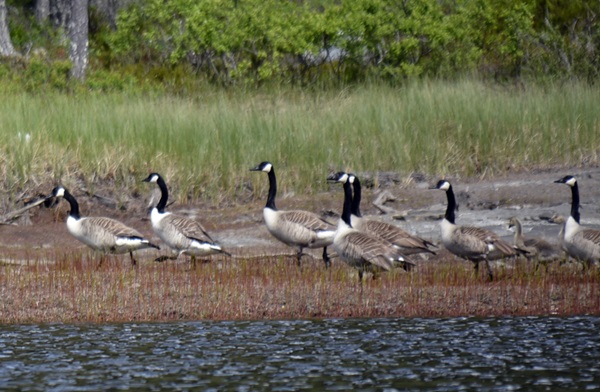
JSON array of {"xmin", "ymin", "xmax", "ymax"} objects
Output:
[
  {"xmin": 1, "ymin": 80, "xmax": 599, "ymax": 206},
  {"xmin": 0, "ymin": 254, "xmax": 598, "ymax": 323}
]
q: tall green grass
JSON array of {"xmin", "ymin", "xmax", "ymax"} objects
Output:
[{"xmin": 1, "ymin": 80, "xmax": 599, "ymax": 204}]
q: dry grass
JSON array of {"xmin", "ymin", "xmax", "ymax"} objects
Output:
[{"xmin": 0, "ymin": 252, "xmax": 598, "ymax": 324}]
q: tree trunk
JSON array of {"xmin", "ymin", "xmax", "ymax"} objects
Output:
[
  {"xmin": 69, "ymin": 0, "xmax": 88, "ymax": 81},
  {"xmin": 51, "ymin": 0, "xmax": 71, "ymax": 30},
  {"xmin": 36, "ymin": 0, "xmax": 50, "ymax": 24},
  {"xmin": 0, "ymin": 0, "xmax": 16, "ymax": 57}
]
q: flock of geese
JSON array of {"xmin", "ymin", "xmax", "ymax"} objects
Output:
[{"xmin": 42, "ymin": 162, "xmax": 600, "ymax": 281}]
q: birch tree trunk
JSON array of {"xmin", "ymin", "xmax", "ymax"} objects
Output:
[
  {"xmin": 36, "ymin": 0, "xmax": 50, "ymax": 24},
  {"xmin": 0, "ymin": 0, "xmax": 16, "ymax": 57},
  {"xmin": 69, "ymin": 0, "xmax": 88, "ymax": 81}
]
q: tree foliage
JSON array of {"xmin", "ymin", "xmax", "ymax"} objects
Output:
[{"xmin": 2, "ymin": 0, "xmax": 599, "ymax": 89}]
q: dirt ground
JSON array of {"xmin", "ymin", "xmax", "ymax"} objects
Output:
[{"xmin": 1, "ymin": 166, "xmax": 600, "ymax": 264}]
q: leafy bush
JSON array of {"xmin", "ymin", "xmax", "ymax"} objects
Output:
[{"xmin": 2, "ymin": 0, "xmax": 600, "ymax": 90}]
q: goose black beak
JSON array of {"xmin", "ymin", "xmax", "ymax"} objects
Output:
[
  {"xmin": 327, "ymin": 171, "xmax": 347, "ymax": 182},
  {"xmin": 554, "ymin": 175, "xmax": 575, "ymax": 184},
  {"xmin": 43, "ymin": 195, "xmax": 57, "ymax": 208}
]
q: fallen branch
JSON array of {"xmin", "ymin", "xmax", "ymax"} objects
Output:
[
  {"xmin": 372, "ymin": 190, "xmax": 399, "ymax": 215},
  {"xmin": 0, "ymin": 197, "xmax": 48, "ymax": 224}
]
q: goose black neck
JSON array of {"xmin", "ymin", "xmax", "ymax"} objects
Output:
[
  {"xmin": 341, "ymin": 180, "xmax": 353, "ymax": 227},
  {"xmin": 351, "ymin": 177, "xmax": 362, "ymax": 217},
  {"xmin": 570, "ymin": 182, "xmax": 580, "ymax": 223},
  {"xmin": 156, "ymin": 176, "xmax": 169, "ymax": 213},
  {"xmin": 63, "ymin": 190, "xmax": 81, "ymax": 220},
  {"xmin": 444, "ymin": 185, "xmax": 456, "ymax": 224},
  {"xmin": 265, "ymin": 169, "xmax": 277, "ymax": 210}
]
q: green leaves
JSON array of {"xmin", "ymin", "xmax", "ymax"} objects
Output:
[{"xmin": 104, "ymin": 0, "xmax": 599, "ymax": 85}]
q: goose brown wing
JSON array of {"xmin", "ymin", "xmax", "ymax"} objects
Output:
[
  {"xmin": 581, "ymin": 228, "xmax": 600, "ymax": 246},
  {"xmin": 366, "ymin": 220, "xmax": 434, "ymax": 250},
  {"xmin": 524, "ymin": 237, "xmax": 561, "ymax": 258},
  {"xmin": 342, "ymin": 231, "xmax": 396, "ymax": 271},
  {"xmin": 279, "ymin": 210, "xmax": 334, "ymax": 232},
  {"xmin": 85, "ymin": 217, "xmax": 144, "ymax": 239},
  {"xmin": 459, "ymin": 226, "xmax": 516, "ymax": 256},
  {"xmin": 166, "ymin": 214, "xmax": 214, "ymax": 242},
  {"xmin": 524, "ymin": 237, "xmax": 555, "ymax": 251}
]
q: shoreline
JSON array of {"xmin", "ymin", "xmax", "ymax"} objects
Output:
[{"xmin": 1, "ymin": 167, "xmax": 600, "ymax": 323}]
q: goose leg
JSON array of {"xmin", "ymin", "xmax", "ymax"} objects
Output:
[
  {"xmin": 473, "ymin": 260, "xmax": 480, "ymax": 277},
  {"xmin": 322, "ymin": 247, "xmax": 330, "ymax": 269},
  {"xmin": 484, "ymin": 259, "xmax": 493, "ymax": 281},
  {"xmin": 129, "ymin": 251, "xmax": 137, "ymax": 267},
  {"xmin": 96, "ymin": 255, "xmax": 105, "ymax": 270},
  {"xmin": 402, "ymin": 261, "xmax": 414, "ymax": 272},
  {"xmin": 191, "ymin": 255, "xmax": 197, "ymax": 269},
  {"xmin": 358, "ymin": 270, "xmax": 364, "ymax": 295},
  {"xmin": 296, "ymin": 247, "xmax": 304, "ymax": 267}
]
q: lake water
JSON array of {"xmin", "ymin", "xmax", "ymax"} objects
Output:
[{"xmin": 0, "ymin": 317, "xmax": 598, "ymax": 391}]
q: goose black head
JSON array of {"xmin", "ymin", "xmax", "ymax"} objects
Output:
[
  {"xmin": 250, "ymin": 162, "xmax": 273, "ymax": 173},
  {"xmin": 44, "ymin": 186, "xmax": 66, "ymax": 208},
  {"xmin": 143, "ymin": 173, "xmax": 162, "ymax": 183},
  {"xmin": 431, "ymin": 179, "xmax": 451, "ymax": 191},
  {"xmin": 554, "ymin": 175, "xmax": 577, "ymax": 187},
  {"xmin": 327, "ymin": 171, "xmax": 349, "ymax": 183},
  {"xmin": 43, "ymin": 186, "xmax": 64, "ymax": 207},
  {"xmin": 50, "ymin": 186, "xmax": 66, "ymax": 198}
]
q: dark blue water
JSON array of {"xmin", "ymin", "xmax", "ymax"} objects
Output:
[{"xmin": 0, "ymin": 317, "xmax": 598, "ymax": 391}]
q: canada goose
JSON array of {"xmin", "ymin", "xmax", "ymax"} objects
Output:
[
  {"xmin": 250, "ymin": 161, "xmax": 335, "ymax": 267},
  {"xmin": 348, "ymin": 174, "xmax": 436, "ymax": 256},
  {"xmin": 142, "ymin": 173, "xmax": 230, "ymax": 265},
  {"xmin": 48, "ymin": 186, "xmax": 159, "ymax": 267},
  {"xmin": 328, "ymin": 171, "xmax": 414, "ymax": 282},
  {"xmin": 554, "ymin": 175, "xmax": 600, "ymax": 266},
  {"xmin": 507, "ymin": 217, "xmax": 563, "ymax": 264},
  {"xmin": 549, "ymin": 214, "xmax": 567, "ymax": 252},
  {"xmin": 432, "ymin": 180, "xmax": 520, "ymax": 281}
]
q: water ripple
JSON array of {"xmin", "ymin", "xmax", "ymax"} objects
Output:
[{"xmin": 0, "ymin": 317, "xmax": 598, "ymax": 390}]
